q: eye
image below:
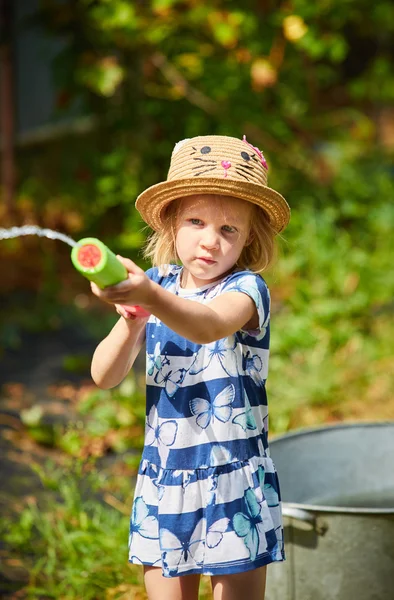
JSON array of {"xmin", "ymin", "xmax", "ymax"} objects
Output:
[
  {"xmin": 222, "ymin": 225, "xmax": 237, "ymax": 233},
  {"xmin": 190, "ymin": 218, "xmax": 202, "ymax": 225},
  {"xmin": 200, "ymin": 146, "xmax": 211, "ymax": 154},
  {"xmin": 241, "ymin": 151, "xmax": 250, "ymax": 161}
]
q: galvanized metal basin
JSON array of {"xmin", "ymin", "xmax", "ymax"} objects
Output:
[{"xmin": 266, "ymin": 422, "xmax": 394, "ymax": 600}]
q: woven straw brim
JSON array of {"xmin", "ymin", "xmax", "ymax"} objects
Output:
[{"xmin": 136, "ymin": 178, "xmax": 290, "ymax": 233}]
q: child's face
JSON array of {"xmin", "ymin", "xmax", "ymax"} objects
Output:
[{"xmin": 175, "ymin": 194, "xmax": 253, "ymax": 288}]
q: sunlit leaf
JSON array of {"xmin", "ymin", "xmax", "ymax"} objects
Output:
[
  {"xmin": 283, "ymin": 15, "xmax": 308, "ymax": 42},
  {"xmin": 20, "ymin": 405, "xmax": 43, "ymax": 427},
  {"xmin": 76, "ymin": 57, "xmax": 125, "ymax": 97},
  {"xmin": 152, "ymin": 0, "xmax": 177, "ymax": 10},
  {"xmin": 251, "ymin": 58, "xmax": 277, "ymax": 90},
  {"xmin": 212, "ymin": 21, "xmax": 238, "ymax": 47},
  {"xmin": 91, "ymin": 1, "xmax": 137, "ymax": 30},
  {"xmin": 175, "ymin": 53, "xmax": 203, "ymax": 78}
]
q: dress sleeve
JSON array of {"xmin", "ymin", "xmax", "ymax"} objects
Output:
[
  {"xmin": 145, "ymin": 265, "xmax": 180, "ymax": 287},
  {"xmin": 219, "ymin": 271, "xmax": 270, "ymax": 335},
  {"xmin": 145, "ymin": 267, "xmax": 158, "ymax": 281}
]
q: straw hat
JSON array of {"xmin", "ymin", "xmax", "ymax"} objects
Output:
[{"xmin": 135, "ymin": 135, "xmax": 290, "ymax": 233}]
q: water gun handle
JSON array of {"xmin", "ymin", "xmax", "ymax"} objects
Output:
[{"xmin": 71, "ymin": 237, "xmax": 150, "ymax": 318}]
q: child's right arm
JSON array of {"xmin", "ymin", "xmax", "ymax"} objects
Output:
[{"xmin": 91, "ymin": 314, "xmax": 148, "ymax": 389}]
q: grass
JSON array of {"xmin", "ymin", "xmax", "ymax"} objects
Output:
[
  {"xmin": 2, "ymin": 459, "xmax": 140, "ymax": 599},
  {"xmin": 1, "ymin": 457, "xmax": 213, "ymax": 600}
]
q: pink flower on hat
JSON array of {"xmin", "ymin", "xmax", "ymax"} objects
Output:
[{"xmin": 242, "ymin": 135, "xmax": 268, "ymax": 170}]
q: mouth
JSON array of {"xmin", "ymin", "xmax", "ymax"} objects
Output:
[{"xmin": 196, "ymin": 257, "xmax": 217, "ymax": 265}]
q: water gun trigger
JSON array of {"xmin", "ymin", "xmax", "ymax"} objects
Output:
[{"xmin": 121, "ymin": 305, "xmax": 151, "ymax": 319}]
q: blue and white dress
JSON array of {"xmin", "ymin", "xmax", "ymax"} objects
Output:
[{"xmin": 128, "ymin": 265, "xmax": 285, "ymax": 577}]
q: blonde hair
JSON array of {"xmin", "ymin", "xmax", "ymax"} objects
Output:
[{"xmin": 142, "ymin": 197, "xmax": 277, "ymax": 274}]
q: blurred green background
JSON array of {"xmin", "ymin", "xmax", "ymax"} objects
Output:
[{"xmin": 1, "ymin": 1, "xmax": 393, "ymax": 598}]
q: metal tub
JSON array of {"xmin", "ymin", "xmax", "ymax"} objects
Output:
[{"xmin": 266, "ymin": 422, "xmax": 394, "ymax": 600}]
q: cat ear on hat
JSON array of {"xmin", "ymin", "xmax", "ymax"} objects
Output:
[{"xmin": 172, "ymin": 139, "xmax": 191, "ymax": 156}]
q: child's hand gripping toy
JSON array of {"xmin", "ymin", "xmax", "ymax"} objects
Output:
[{"xmin": 71, "ymin": 238, "xmax": 151, "ymax": 319}]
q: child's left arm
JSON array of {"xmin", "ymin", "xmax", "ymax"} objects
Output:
[{"xmin": 91, "ymin": 256, "xmax": 257, "ymax": 344}]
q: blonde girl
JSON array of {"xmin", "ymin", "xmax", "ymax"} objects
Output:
[{"xmin": 91, "ymin": 135, "xmax": 290, "ymax": 600}]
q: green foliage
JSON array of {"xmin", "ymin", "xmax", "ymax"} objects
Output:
[
  {"xmin": 31, "ymin": 0, "xmax": 394, "ymax": 217},
  {"xmin": 1, "ymin": 459, "xmax": 145, "ymax": 599},
  {"xmin": 20, "ymin": 373, "xmax": 146, "ymax": 457},
  {"xmin": 5, "ymin": 0, "xmax": 394, "ymax": 429},
  {"xmin": 266, "ymin": 163, "xmax": 394, "ymax": 429}
]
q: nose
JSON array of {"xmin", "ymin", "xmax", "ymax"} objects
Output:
[
  {"xmin": 221, "ymin": 160, "xmax": 231, "ymax": 170},
  {"xmin": 201, "ymin": 226, "xmax": 219, "ymax": 250}
]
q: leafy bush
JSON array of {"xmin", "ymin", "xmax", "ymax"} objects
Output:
[{"xmin": 266, "ymin": 158, "xmax": 394, "ymax": 430}]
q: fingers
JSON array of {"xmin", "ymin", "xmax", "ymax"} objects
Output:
[
  {"xmin": 90, "ymin": 281, "xmax": 112, "ymax": 303},
  {"xmin": 90, "ymin": 281, "xmax": 101, "ymax": 295},
  {"xmin": 115, "ymin": 304, "xmax": 150, "ymax": 321},
  {"xmin": 115, "ymin": 304, "xmax": 137, "ymax": 320},
  {"xmin": 90, "ymin": 279, "xmax": 135, "ymax": 304},
  {"xmin": 89, "ymin": 259, "xmax": 149, "ymax": 306},
  {"xmin": 90, "ymin": 281, "xmax": 114, "ymax": 303},
  {"xmin": 116, "ymin": 255, "xmax": 142, "ymax": 274}
]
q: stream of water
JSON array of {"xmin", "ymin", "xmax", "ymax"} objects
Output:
[{"xmin": 0, "ymin": 225, "xmax": 78, "ymax": 247}]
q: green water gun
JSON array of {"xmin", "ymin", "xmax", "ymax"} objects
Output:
[{"xmin": 71, "ymin": 237, "xmax": 150, "ymax": 318}]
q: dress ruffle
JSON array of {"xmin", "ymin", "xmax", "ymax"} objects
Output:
[{"xmin": 128, "ymin": 455, "xmax": 284, "ymax": 578}]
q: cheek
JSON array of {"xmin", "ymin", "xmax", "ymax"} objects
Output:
[
  {"xmin": 175, "ymin": 233, "xmax": 182, "ymax": 254},
  {"xmin": 175, "ymin": 227, "xmax": 192, "ymax": 253},
  {"xmin": 220, "ymin": 240, "xmax": 240, "ymax": 260},
  {"xmin": 227, "ymin": 233, "xmax": 246, "ymax": 252}
]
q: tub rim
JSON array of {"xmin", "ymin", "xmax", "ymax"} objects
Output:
[{"xmin": 270, "ymin": 421, "xmax": 394, "ymax": 515}]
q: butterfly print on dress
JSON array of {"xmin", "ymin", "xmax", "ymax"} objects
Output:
[
  {"xmin": 161, "ymin": 518, "xmax": 206, "ymax": 576},
  {"xmin": 190, "ymin": 384, "xmax": 235, "ymax": 429}
]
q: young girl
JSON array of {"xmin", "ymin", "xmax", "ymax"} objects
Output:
[{"xmin": 90, "ymin": 135, "xmax": 290, "ymax": 600}]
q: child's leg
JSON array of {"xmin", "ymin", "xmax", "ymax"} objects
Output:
[
  {"xmin": 143, "ymin": 566, "xmax": 201, "ymax": 600},
  {"xmin": 211, "ymin": 565, "xmax": 267, "ymax": 600}
]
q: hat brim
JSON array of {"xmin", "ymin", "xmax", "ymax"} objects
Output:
[{"xmin": 135, "ymin": 178, "xmax": 290, "ymax": 233}]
